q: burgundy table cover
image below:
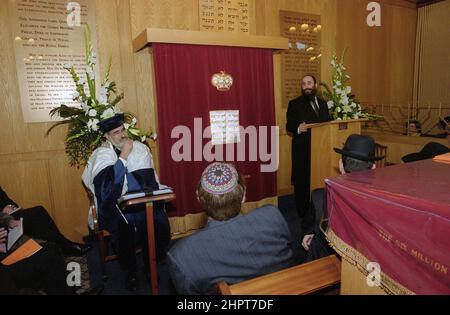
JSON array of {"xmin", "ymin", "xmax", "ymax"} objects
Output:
[{"xmin": 326, "ymin": 159, "xmax": 450, "ymax": 294}]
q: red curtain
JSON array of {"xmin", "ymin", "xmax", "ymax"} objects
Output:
[{"xmin": 152, "ymin": 43, "xmax": 277, "ymax": 217}]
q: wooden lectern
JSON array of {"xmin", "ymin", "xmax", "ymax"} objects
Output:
[
  {"xmin": 121, "ymin": 193, "xmax": 176, "ymax": 295},
  {"xmin": 308, "ymin": 119, "xmax": 367, "ymax": 192}
]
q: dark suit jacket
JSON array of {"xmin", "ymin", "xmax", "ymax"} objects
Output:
[
  {"xmin": 167, "ymin": 205, "xmax": 295, "ymax": 295},
  {"xmin": 304, "ymin": 188, "xmax": 334, "ymax": 262},
  {"xmin": 286, "ymin": 95, "xmax": 331, "ymax": 184}
]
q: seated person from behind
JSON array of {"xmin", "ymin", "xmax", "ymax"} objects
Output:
[
  {"xmin": 406, "ymin": 120, "xmax": 422, "ymax": 136},
  {"xmin": 401, "ymin": 141, "xmax": 449, "ymax": 163},
  {"xmin": 1, "ymin": 186, "xmax": 90, "ymax": 257},
  {"xmin": 402, "ymin": 117, "xmax": 450, "ymax": 163},
  {"xmin": 302, "ymin": 135, "xmax": 384, "ymax": 262},
  {"xmin": 167, "ymin": 162, "xmax": 295, "ymax": 295},
  {"xmin": 82, "ymin": 113, "xmax": 170, "ymax": 292}
]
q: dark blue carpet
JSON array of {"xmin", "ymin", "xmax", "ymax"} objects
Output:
[{"xmin": 86, "ymin": 194, "xmax": 306, "ymax": 295}]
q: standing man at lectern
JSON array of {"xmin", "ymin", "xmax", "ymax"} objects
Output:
[{"xmin": 286, "ymin": 75, "xmax": 331, "ymax": 222}]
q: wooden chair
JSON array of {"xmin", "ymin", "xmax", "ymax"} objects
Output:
[
  {"xmin": 83, "ymin": 184, "xmax": 114, "ymax": 282},
  {"xmin": 83, "ymin": 184, "xmax": 175, "ymax": 294},
  {"xmin": 375, "ymin": 143, "xmax": 388, "ymax": 168},
  {"xmin": 217, "ymin": 255, "xmax": 341, "ymax": 295}
]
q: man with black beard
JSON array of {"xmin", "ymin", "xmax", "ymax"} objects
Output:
[{"xmin": 286, "ymin": 75, "xmax": 331, "ymax": 225}]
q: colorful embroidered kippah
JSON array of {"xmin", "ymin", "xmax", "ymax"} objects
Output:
[{"xmin": 201, "ymin": 163, "xmax": 238, "ymax": 195}]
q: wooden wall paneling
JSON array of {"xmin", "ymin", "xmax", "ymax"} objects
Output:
[
  {"xmin": 134, "ymin": 48, "xmax": 160, "ymax": 174},
  {"xmin": 277, "ymin": 135, "xmax": 293, "ymax": 196},
  {"xmin": 0, "ymin": 160, "xmax": 53, "ymax": 217},
  {"xmin": 116, "ymin": 0, "xmax": 139, "ymax": 115},
  {"xmin": 388, "ymin": 4, "xmax": 417, "ymax": 105},
  {"xmin": 95, "ymin": 0, "xmax": 124, "ymax": 95},
  {"xmin": 48, "ymin": 157, "xmax": 88, "ymax": 242},
  {"xmin": 130, "ymin": 0, "xmax": 200, "ymax": 39},
  {"xmin": 133, "ymin": 28, "xmax": 288, "ymax": 52},
  {"xmin": 414, "ymin": 1, "xmax": 450, "ymax": 131},
  {"xmin": 337, "ymin": 0, "xmax": 417, "ymax": 106}
]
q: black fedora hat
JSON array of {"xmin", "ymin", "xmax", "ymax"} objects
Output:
[
  {"xmin": 401, "ymin": 142, "xmax": 450, "ymax": 163},
  {"xmin": 97, "ymin": 113, "xmax": 125, "ymax": 133},
  {"xmin": 334, "ymin": 134, "xmax": 384, "ymax": 161}
]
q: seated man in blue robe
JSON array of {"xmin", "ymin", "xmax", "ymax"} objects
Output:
[{"xmin": 82, "ymin": 113, "xmax": 170, "ymax": 291}]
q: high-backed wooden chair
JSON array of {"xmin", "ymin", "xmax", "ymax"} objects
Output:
[
  {"xmin": 217, "ymin": 255, "xmax": 341, "ymax": 295},
  {"xmin": 375, "ymin": 143, "xmax": 388, "ymax": 168},
  {"xmin": 83, "ymin": 183, "xmax": 175, "ymax": 294}
]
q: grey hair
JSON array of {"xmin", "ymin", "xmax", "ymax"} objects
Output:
[{"xmin": 343, "ymin": 156, "xmax": 374, "ymax": 173}]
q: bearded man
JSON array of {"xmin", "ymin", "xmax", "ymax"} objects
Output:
[{"xmin": 286, "ymin": 75, "xmax": 331, "ymax": 222}]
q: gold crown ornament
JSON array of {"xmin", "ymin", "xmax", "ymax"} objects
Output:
[{"xmin": 211, "ymin": 71, "xmax": 233, "ymax": 91}]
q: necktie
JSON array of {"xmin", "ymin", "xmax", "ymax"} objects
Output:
[
  {"xmin": 114, "ymin": 147, "xmax": 121, "ymax": 157},
  {"xmin": 311, "ymin": 98, "xmax": 319, "ymax": 116}
]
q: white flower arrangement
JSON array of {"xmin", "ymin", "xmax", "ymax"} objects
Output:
[
  {"xmin": 47, "ymin": 26, "xmax": 153, "ymax": 167},
  {"xmin": 321, "ymin": 50, "xmax": 376, "ymax": 121}
]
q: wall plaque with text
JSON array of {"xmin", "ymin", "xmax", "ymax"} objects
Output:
[
  {"xmin": 9, "ymin": 0, "xmax": 98, "ymax": 123},
  {"xmin": 280, "ymin": 11, "xmax": 321, "ymax": 109},
  {"xmin": 199, "ymin": 0, "xmax": 250, "ymax": 33}
]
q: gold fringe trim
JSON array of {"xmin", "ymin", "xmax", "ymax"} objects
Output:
[
  {"xmin": 326, "ymin": 229, "xmax": 415, "ymax": 295},
  {"xmin": 169, "ymin": 196, "xmax": 278, "ymax": 237}
]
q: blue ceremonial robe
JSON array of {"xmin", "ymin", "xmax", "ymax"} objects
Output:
[{"xmin": 83, "ymin": 141, "xmax": 170, "ymax": 272}]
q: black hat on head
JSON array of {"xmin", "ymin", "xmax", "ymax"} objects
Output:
[
  {"xmin": 97, "ymin": 113, "xmax": 125, "ymax": 133},
  {"xmin": 334, "ymin": 134, "xmax": 384, "ymax": 161},
  {"xmin": 401, "ymin": 142, "xmax": 450, "ymax": 163}
]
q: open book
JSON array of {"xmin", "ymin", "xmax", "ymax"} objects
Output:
[
  {"xmin": 117, "ymin": 186, "xmax": 173, "ymax": 204},
  {"xmin": 7, "ymin": 218, "xmax": 23, "ymax": 252}
]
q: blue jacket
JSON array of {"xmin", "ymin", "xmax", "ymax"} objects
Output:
[{"xmin": 167, "ymin": 205, "xmax": 295, "ymax": 294}]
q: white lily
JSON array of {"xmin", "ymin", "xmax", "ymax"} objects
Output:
[
  {"xmin": 101, "ymin": 108, "xmax": 115, "ymax": 120},
  {"xmin": 124, "ymin": 123, "xmax": 130, "ymax": 130},
  {"xmin": 341, "ymin": 95, "xmax": 349, "ymax": 105},
  {"xmin": 86, "ymin": 66, "xmax": 95, "ymax": 79},
  {"xmin": 80, "ymin": 102, "xmax": 89, "ymax": 112},
  {"xmin": 88, "ymin": 109, "xmax": 97, "ymax": 117},
  {"xmin": 327, "ymin": 100, "xmax": 334, "ymax": 109},
  {"xmin": 87, "ymin": 118, "xmax": 99, "ymax": 131}
]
